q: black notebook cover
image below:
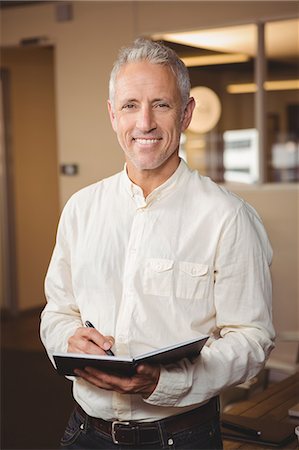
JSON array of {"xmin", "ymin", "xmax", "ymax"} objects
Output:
[
  {"xmin": 53, "ymin": 335, "xmax": 209, "ymax": 377},
  {"xmin": 221, "ymin": 413, "xmax": 296, "ymax": 447}
]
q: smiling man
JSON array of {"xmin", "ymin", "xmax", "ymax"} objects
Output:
[
  {"xmin": 107, "ymin": 60, "xmax": 194, "ymax": 194},
  {"xmin": 40, "ymin": 39, "xmax": 274, "ymax": 450}
]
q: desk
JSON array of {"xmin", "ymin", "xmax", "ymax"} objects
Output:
[{"xmin": 223, "ymin": 372, "xmax": 299, "ymax": 449}]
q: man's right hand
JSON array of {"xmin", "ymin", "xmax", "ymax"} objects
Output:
[{"xmin": 67, "ymin": 326, "xmax": 114, "ymax": 355}]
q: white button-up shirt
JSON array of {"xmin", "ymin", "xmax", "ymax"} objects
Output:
[{"xmin": 40, "ymin": 160, "xmax": 274, "ymax": 422}]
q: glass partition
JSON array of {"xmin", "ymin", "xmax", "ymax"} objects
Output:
[
  {"xmin": 265, "ymin": 19, "xmax": 299, "ymax": 182},
  {"xmin": 152, "ymin": 18, "xmax": 299, "ymax": 184}
]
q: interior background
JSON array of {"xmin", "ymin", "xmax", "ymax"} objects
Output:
[{"xmin": 1, "ymin": 0, "xmax": 298, "ymax": 374}]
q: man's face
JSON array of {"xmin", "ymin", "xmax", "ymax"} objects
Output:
[{"xmin": 108, "ymin": 61, "xmax": 194, "ymax": 174}]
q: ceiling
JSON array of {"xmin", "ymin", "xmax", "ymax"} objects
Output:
[
  {"xmin": 153, "ymin": 19, "xmax": 299, "ymax": 65},
  {"xmin": 1, "ymin": 2, "xmax": 298, "ymax": 66}
]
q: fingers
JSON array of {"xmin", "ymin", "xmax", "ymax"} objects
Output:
[
  {"xmin": 105, "ymin": 336, "xmax": 115, "ymax": 350},
  {"xmin": 136, "ymin": 364, "xmax": 161, "ymax": 396},
  {"xmin": 74, "ymin": 364, "xmax": 160, "ymax": 397},
  {"xmin": 74, "ymin": 368, "xmax": 117, "ymax": 390},
  {"xmin": 74, "ymin": 367, "xmax": 133, "ymax": 392},
  {"xmin": 67, "ymin": 327, "xmax": 114, "ymax": 355}
]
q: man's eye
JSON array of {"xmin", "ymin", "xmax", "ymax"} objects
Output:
[
  {"xmin": 156, "ymin": 103, "xmax": 170, "ymax": 109},
  {"xmin": 122, "ymin": 104, "xmax": 135, "ymax": 110}
]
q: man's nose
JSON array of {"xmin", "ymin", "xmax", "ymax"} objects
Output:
[{"xmin": 136, "ymin": 106, "xmax": 156, "ymax": 132}]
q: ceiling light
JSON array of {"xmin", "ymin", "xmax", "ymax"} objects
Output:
[
  {"xmin": 152, "ymin": 19, "xmax": 298, "ymax": 61},
  {"xmin": 227, "ymin": 83, "xmax": 257, "ymax": 94},
  {"xmin": 264, "ymin": 80, "xmax": 299, "ymax": 91},
  {"xmin": 181, "ymin": 53, "xmax": 250, "ymax": 67},
  {"xmin": 227, "ymin": 80, "xmax": 299, "ymax": 94},
  {"xmin": 154, "ymin": 25, "xmax": 256, "ymax": 55}
]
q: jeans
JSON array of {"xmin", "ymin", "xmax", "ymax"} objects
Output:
[{"xmin": 60, "ymin": 405, "xmax": 223, "ymax": 450}]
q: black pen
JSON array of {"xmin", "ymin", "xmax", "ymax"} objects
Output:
[
  {"xmin": 222, "ymin": 420, "xmax": 262, "ymax": 438},
  {"xmin": 85, "ymin": 321, "xmax": 115, "ymax": 356}
]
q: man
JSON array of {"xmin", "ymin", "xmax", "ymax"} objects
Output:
[{"xmin": 40, "ymin": 38, "xmax": 274, "ymax": 449}]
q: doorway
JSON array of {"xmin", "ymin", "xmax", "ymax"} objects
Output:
[{"xmin": 0, "ymin": 46, "xmax": 60, "ymax": 314}]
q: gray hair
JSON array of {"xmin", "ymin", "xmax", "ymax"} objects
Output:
[{"xmin": 109, "ymin": 38, "xmax": 191, "ymax": 109}]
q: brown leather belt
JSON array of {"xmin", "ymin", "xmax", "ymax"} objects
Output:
[{"xmin": 77, "ymin": 396, "xmax": 219, "ymax": 445}]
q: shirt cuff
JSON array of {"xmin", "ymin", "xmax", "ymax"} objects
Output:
[{"xmin": 144, "ymin": 362, "xmax": 192, "ymax": 407}]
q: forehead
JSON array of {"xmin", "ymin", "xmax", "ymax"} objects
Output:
[{"xmin": 114, "ymin": 61, "xmax": 179, "ymax": 100}]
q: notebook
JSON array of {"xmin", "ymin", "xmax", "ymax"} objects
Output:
[
  {"xmin": 221, "ymin": 413, "xmax": 296, "ymax": 447},
  {"xmin": 53, "ymin": 335, "xmax": 209, "ymax": 377}
]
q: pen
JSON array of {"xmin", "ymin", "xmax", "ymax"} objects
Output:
[
  {"xmin": 222, "ymin": 420, "xmax": 262, "ymax": 438},
  {"xmin": 85, "ymin": 321, "xmax": 115, "ymax": 356}
]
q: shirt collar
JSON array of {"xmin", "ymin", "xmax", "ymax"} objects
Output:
[{"xmin": 122, "ymin": 159, "xmax": 190, "ymax": 208}]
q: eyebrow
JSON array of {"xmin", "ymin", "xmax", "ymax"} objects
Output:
[
  {"xmin": 119, "ymin": 97, "xmax": 171, "ymax": 105},
  {"xmin": 122, "ymin": 98, "xmax": 138, "ymax": 103}
]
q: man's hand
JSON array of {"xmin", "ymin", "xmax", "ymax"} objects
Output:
[
  {"xmin": 67, "ymin": 326, "xmax": 114, "ymax": 355},
  {"xmin": 74, "ymin": 364, "xmax": 160, "ymax": 398}
]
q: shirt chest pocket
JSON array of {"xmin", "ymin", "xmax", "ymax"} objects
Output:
[
  {"xmin": 143, "ymin": 258, "xmax": 209, "ymax": 300},
  {"xmin": 144, "ymin": 258, "xmax": 174, "ymax": 297},
  {"xmin": 176, "ymin": 262, "xmax": 209, "ymax": 299}
]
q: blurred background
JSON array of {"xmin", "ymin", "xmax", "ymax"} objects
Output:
[{"xmin": 0, "ymin": 1, "xmax": 298, "ymax": 448}]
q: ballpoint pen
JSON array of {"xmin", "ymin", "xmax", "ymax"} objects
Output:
[{"xmin": 85, "ymin": 321, "xmax": 115, "ymax": 356}]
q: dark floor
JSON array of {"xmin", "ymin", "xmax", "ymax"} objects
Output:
[{"xmin": 1, "ymin": 308, "xmax": 75, "ymax": 450}]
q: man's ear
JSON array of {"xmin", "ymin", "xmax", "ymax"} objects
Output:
[
  {"xmin": 107, "ymin": 100, "xmax": 117, "ymax": 132},
  {"xmin": 181, "ymin": 97, "xmax": 195, "ymax": 132}
]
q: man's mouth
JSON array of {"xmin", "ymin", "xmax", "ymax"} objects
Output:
[{"xmin": 133, "ymin": 138, "xmax": 162, "ymax": 145}]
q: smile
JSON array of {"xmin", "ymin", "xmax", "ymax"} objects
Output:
[{"xmin": 134, "ymin": 138, "xmax": 161, "ymax": 145}]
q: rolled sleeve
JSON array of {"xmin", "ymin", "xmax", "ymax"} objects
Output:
[{"xmin": 145, "ymin": 361, "xmax": 193, "ymax": 407}]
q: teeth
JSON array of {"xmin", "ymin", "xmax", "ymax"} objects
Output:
[{"xmin": 135, "ymin": 138, "xmax": 160, "ymax": 144}]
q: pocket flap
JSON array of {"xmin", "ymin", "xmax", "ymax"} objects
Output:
[
  {"xmin": 179, "ymin": 262, "xmax": 209, "ymax": 277},
  {"xmin": 148, "ymin": 258, "xmax": 174, "ymax": 272}
]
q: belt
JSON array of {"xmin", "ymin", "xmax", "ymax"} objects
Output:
[{"xmin": 77, "ymin": 396, "xmax": 219, "ymax": 446}]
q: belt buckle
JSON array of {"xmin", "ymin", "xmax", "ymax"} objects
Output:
[{"xmin": 111, "ymin": 420, "xmax": 131, "ymax": 444}]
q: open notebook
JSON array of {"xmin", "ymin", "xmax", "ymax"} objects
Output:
[{"xmin": 53, "ymin": 335, "xmax": 209, "ymax": 377}]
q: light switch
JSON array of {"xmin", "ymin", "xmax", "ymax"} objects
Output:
[{"xmin": 61, "ymin": 164, "xmax": 78, "ymax": 176}]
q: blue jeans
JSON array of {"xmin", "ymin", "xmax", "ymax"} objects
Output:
[{"xmin": 60, "ymin": 405, "xmax": 223, "ymax": 449}]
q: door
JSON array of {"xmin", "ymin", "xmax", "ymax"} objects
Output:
[{"xmin": 0, "ymin": 46, "xmax": 60, "ymax": 313}]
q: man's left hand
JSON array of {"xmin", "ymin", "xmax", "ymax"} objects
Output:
[{"xmin": 74, "ymin": 364, "xmax": 160, "ymax": 397}]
